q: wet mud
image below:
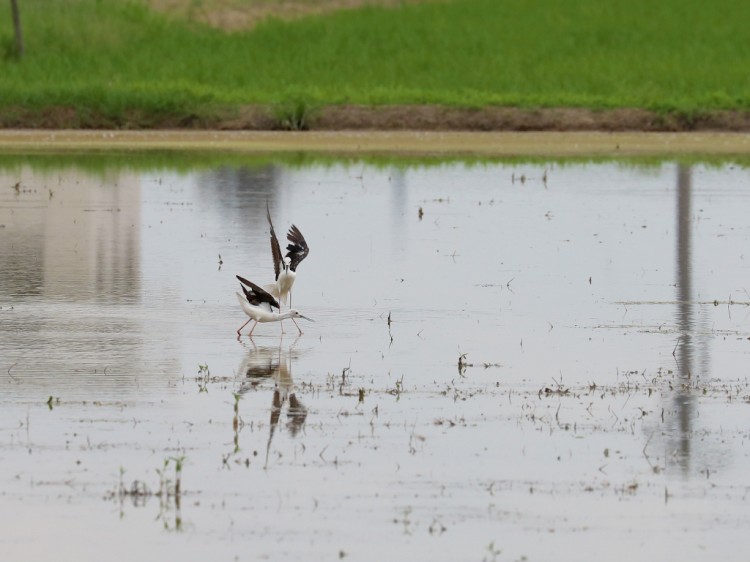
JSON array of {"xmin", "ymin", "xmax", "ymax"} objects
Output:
[{"xmin": 1, "ymin": 129, "xmax": 750, "ymax": 157}]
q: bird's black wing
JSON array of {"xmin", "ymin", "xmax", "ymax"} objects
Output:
[
  {"xmin": 266, "ymin": 203, "xmax": 283, "ymax": 281},
  {"xmin": 236, "ymin": 275, "xmax": 280, "ymax": 310},
  {"xmin": 286, "ymin": 225, "xmax": 309, "ymax": 272}
]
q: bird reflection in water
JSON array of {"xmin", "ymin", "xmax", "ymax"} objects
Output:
[{"xmin": 236, "ymin": 338, "xmax": 307, "ymax": 468}]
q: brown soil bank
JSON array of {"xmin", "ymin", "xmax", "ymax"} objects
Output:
[
  {"xmin": 311, "ymin": 106, "xmax": 750, "ymax": 132},
  {"xmin": 4, "ymin": 105, "xmax": 750, "ymax": 132}
]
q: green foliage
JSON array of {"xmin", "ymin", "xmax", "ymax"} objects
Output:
[
  {"xmin": 1, "ymin": 0, "xmax": 750, "ymax": 122},
  {"xmin": 273, "ymin": 94, "xmax": 317, "ymax": 130},
  {"xmin": 0, "ymin": 33, "xmax": 17, "ymax": 60}
]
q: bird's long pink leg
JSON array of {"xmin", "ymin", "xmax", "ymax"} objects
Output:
[
  {"xmin": 237, "ymin": 318, "xmax": 252, "ymax": 335},
  {"xmin": 287, "ymin": 291, "xmax": 302, "ymax": 334},
  {"xmin": 248, "ymin": 321, "xmax": 259, "ymax": 336}
]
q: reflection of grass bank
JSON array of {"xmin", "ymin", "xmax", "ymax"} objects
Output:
[
  {"xmin": 0, "ymin": 143, "xmax": 748, "ymax": 176},
  {"xmin": 0, "ymin": 0, "xmax": 749, "ymax": 128}
]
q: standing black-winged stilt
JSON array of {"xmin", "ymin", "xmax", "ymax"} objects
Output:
[
  {"xmin": 265, "ymin": 203, "xmax": 310, "ymax": 330},
  {"xmin": 266, "ymin": 203, "xmax": 310, "ymax": 307},
  {"xmin": 235, "ymin": 275, "xmax": 313, "ymax": 336}
]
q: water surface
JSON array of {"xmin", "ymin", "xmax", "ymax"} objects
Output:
[{"xmin": 1, "ymin": 156, "xmax": 749, "ymax": 561}]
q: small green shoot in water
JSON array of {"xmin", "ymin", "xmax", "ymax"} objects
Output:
[
  {"xmin": 484, "ymin": 542, "xmax": 502, "ymax": 562},
  {"xmin": 170, "ymin": 455, "xmax": 185, "ymax": 500},
  {"xmin": 197, "ymin": 363, "xmax": 210, "ymax": 392},
  {"xmin": 232, "ymin": 392, "xmax": 241, "ymax": 453},
  {"xmin": 387, "ymin": 376, "xmax": 404, "ymax": 400},
  {"xmin": 458, "ymin": 353, "xmax": 468, "ymax": 375}
]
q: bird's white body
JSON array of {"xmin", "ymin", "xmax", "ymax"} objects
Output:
[
  {"xmin": 264, "ymin": 260, "xmax": 296, "ymax": 306},
  {"xmin": 265, "ymin": 205, "xmax": 308, "ymax": 311},
  {"xmin": 277, "ymin": 267, "xmax": 296, "ymax": 306},
  {"xmin": 236, "ymin": 292, "xmax": 301, "ymax": 324},
  {"xmin": 235, "ymin": 274, "xmax": 314, "ymax": 336}
]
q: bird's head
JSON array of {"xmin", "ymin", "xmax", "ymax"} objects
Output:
[{"xmin": 290, "ymin": 309, "xmax": 314, "ymax": 322}]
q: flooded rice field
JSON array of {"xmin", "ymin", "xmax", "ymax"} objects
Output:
[{"xmin": 1, "ymin": 153, "xmax": 750, "ymax": 560}]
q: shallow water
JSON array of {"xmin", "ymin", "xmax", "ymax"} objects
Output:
[{"xmin": 1, "ymin": 156, "xmax": 750, "ymax": 561}]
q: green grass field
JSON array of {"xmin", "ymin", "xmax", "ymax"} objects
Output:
[{"xmin": 1, "ymin": 0, "xmax": 749, "ymax": 126}]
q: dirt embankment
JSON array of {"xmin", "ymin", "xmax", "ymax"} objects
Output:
[
  {"xmin": 5, "ymin": 105, "xmax": 750, "ymax": 132},
  {"xmin": 255, "ymin": 106, "xmax": 750, "ymax": 132},
  {"xmin": 147, "ymin": 0, "xmax": 436, "ymax": 31}
]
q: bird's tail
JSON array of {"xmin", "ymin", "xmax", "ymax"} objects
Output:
[{"xmin": 236, "ymin": 291, "xmax": 248, "ymax": 307}]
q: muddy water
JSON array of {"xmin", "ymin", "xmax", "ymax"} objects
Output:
[{"xmin": 1, "ymin": 157, "xmax": 750, "ymax": 561}]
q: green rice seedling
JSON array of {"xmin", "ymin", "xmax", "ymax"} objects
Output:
[{"xmin": 1, "ymin": 0, "xmax": 749, "ymax": 124}]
